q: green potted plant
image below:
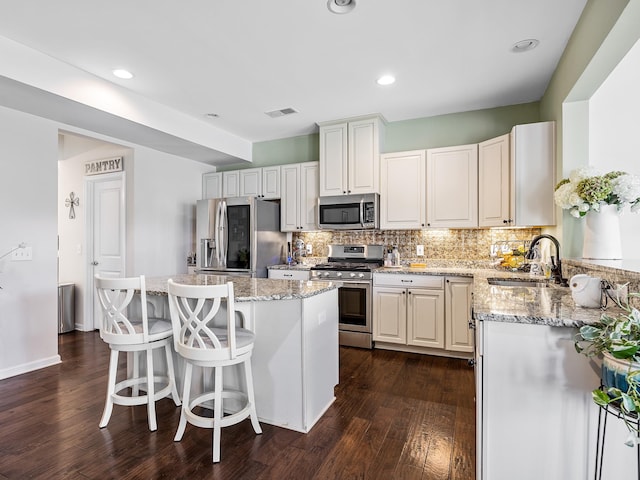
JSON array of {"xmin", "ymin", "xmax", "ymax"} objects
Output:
[{"xmin": 575, "ymin": 292, "xmax": 640, "ymax": 446}]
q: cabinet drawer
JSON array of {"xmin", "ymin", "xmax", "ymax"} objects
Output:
[
  {"xmin": 374, "ymin": 273, "xmax": 443, "ymax": 289},
  {"xmin": 268, "ymin": 269, "xmax": 310, "ymax": 281}
]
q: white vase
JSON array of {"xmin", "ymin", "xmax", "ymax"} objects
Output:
[{"xmin": 582, "ymin": 204, "xmax": 622, "ymax": 260}]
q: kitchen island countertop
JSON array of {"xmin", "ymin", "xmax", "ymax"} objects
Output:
[{"xmin": 146, "ymin": 274, "xmax": 339, "ymax": 302}]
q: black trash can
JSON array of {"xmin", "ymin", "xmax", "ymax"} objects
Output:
[{"xmin": 58, "ymin": 283, "xmax": 75, "ymax": 334}]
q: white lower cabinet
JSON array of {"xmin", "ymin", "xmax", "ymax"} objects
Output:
[
  {"xmin": 373, "ymin": 273, "xmax": 473, "ymax": 356},
  {"xmin": 268, "ymin": 269, "xmax": 310, "ymax": 281},
  {"xmin": 445, "ymin": 276, "xmax": 473, "ymax": 353},
  {"xmin": 373, "ymin": 274, "xmax": 445, "ymax": 348}
]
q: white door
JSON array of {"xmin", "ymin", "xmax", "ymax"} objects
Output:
[{"xmin": 86, "ymin": 173, "xmax": 125, "ymax": 330}]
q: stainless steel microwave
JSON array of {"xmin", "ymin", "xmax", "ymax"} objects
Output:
[{"xmin": 318, "ymin": 193, "xmax": 379, "ymax": 230}]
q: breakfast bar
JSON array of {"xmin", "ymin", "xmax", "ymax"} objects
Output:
[{"xmin": 144, "ymin": 274, "xmax": 340, "ymax": 433}]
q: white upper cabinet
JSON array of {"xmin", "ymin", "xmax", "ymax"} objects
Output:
[
  {"xmin": 223, "ymin": 171, "xmax": 240, "ymax": 197},
  {"xmin": 380, "ymin": 150, "xmax": 426, "ymax": 229},
  {"xmin": 239, "ymin": 166, "xmax": 281, "ymax": 199},
  {"xmin": 478, "ymin": 122, "xmax": 556, "ymax": 227},
  {"xmin": 426, "ymin": 144, "xmax": 478, "ymax": 228},
  {"xmin": 511, "ymin": 121, "xmax": 556, "ymax": 226},
  {"xmin": 202, "ymin": 172, "xmax": 223, "ymax": 199},
  {"xmin": 319, "ymin": 115, "xmax": 384, "ymax": 196},
  {"xmin": 261, "ymin": 166, "xmax": 281, "ymax": 199},
  {"xmin": 478, "ymin": 134, "xmax": 511, "ymax": 227},
  {"xmin": 239, "ymin": 168, "xmax": 261, "ymax": 197},
  {"xmin": 280, "ymin": 162, "xmax": 319, "ymax": 232}
]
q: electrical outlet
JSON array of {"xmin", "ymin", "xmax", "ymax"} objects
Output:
[
  {"xmin": 306, "ymin": 244, "xmax": 313, "ymax": 255},
  {"xmin": 416, "ymin": 245, "xmax": 424, "ymax": 256},
  {"xmin": 11, "ymin": 245, "xmax": 32, "ymax": 261}
]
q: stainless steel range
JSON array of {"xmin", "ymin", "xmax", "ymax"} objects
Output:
[{"xmin": 310, "ymin": 244, "xmax": 384, "ymax": 349}]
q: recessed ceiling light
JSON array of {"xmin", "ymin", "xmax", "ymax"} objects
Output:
[
  {"xmin": 512, "ymin": 39, "xmax": 539, "ymax": 53},
  {"xmin": 327, "ymin": 0, "xmax": 356, "ymax": 14},
  {"xmin": 377, "ymin": 75, "xmax": 396, "ymax": 86},
  {"xmin": 112, "ymin": 69, "xmax": 134, "ymax": 79}
]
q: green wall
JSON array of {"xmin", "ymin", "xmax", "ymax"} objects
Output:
[
  {"xmin": 220, "ymin": 102, "xmax": 540, "ymax": 171},
  {"xmin": 384, "ymin": 102, "xmax": 540, "ymax": 152}
]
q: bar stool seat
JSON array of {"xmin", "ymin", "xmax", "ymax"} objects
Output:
[
  {"xmin": 95, "ymin": 275, "xmax": 181, "ymax": 431},
  {"xmin": 167, "ymin": 279, "xmax": 262, "ymax": 463}
]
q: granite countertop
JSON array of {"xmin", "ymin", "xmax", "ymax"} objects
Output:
[
  {"xmin": 145, "ymin": 274, "xmax": 339, "ymax": 302},
  {"xmin": 374, "ymin": 264, "xmax": 610, "ymax": 328}
]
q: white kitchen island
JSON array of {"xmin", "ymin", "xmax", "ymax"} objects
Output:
[{"xmin": 145, "ymin": 274, "xmax": 340, "ymax": 433}]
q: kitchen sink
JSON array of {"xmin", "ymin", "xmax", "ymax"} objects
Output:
[{"xmin": 486, "ymin": 277, "xmax": 550, "ymax": 288}]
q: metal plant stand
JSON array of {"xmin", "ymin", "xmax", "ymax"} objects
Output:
[{"xmin": 594, "ymin": 388, "xmax": 640, "ymax": 480}]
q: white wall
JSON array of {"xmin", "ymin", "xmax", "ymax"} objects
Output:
[
  {"xmin": 129, "ymin": 146, "xmax": 209, "ymax": 277},
  {"xmin": 0, "ymin": 106, "xmax": 60, "ymax": 379},
  {"xmin": 2, "ymin": 104, "xmax": 213, "ymax": 378},
  {"xmin": 589, "ymin": 38, "xmax": 640, "ymax": 259}
]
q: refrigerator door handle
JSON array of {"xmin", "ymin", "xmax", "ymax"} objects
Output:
[
  {"xmin": 220, "ymin": 200, "xmax": 228, "ymax": 267},
  {"xmin": 215, "ymin": 200, "xmax": 223, "ymax": 267}
]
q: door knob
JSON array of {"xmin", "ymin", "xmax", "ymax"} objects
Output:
[{"xmin": 91, "ymin": 261, "xmax": 99, "ymax": 266}]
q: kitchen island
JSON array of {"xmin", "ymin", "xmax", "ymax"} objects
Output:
[{"xmin": 144, "ymin": 274, "xmax": 340, "ymax": 434}]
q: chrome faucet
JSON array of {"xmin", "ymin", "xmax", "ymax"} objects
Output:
[{"xmin": 525, "ymin": 234, "xmax": 568, "ymax": 286}]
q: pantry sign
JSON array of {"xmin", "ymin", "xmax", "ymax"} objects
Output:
[{"xmin": 84, "ymin": 156, "xmax": 123, "ymax": 176}]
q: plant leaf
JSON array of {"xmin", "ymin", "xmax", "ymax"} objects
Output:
[{"xmin": 592, "ymin": 389, "xmax": 612, "ymax": 406}]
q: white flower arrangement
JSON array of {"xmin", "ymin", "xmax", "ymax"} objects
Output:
[{"xmin": 554, "ymin": 167, "xmax": 640, "ymax": 218}]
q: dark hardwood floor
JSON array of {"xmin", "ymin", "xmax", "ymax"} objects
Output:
[{"xmin": 0, "ymin": 332, "xmax": 475, "ymax": 479}]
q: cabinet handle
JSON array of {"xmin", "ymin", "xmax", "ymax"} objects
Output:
[
  {"xmin": 401, "ymin": 279, "xmax": 413, "ymax": 283},
  {"xmin": 503, "ymin": 219, "xmax": 508, "ymax": 224},
  {"xmin": 427, "ymin": 223, "xmax": 431, "ymax": 227}
]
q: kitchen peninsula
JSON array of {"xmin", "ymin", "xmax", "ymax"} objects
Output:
[{"xmin": 145, "ymin": 274, "xmax": 340, "ymax": 434}]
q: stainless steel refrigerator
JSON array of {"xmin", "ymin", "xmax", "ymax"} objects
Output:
[{"xmin": 196, "ymin": 197, "xmax": 286, "ymax": 277}]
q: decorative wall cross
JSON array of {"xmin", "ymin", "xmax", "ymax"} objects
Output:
[{"xmin": 65, "ymin": 192, "xmax": 79, "ymax": 219}]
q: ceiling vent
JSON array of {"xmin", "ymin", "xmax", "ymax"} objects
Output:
[{"xmin": 265, "ymin": 107, "xmax": 298, "ymax": 118}]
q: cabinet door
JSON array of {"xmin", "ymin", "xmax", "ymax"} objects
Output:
[
  {"xmin": 280, "ymin": 164, "xmax": 300, "ymax": 232},
  {"xmin": 223, "ymin": 171, "xmax": 239, "ymax": 197},
  {"xmin": 261, "ymin": 166, "xmax": 281, "ymax": 199},
  {"xmin": 239, "ymin": 168, "xmax": 262, "ymax": 197},
  {"xmin": 426, "ymin": 144, "xmax": 478, "ymax": 228},
  {"xmin": 479, "ymin": 134, "xmax": 510, "ymax": 227},
  {"xmin": 202, "ymin": 172, "xmax": 223, "ymax": 199},
  {"xmin": 348, "ymin": 117, "xmax": 380, "ymax": 195},
  {"xmin": 299, "ymin": 162, "xmax": 319, "ymax": 230},
  {"xmin": 407, "ymin": 288, "xmax": 445, "ymax": 348},
  {"xmin": 373, "ymin": 287, "xmax": 406, "ymax": 344},
  {"xmin": 445, "ymin": 277, "xmax": 473, "ymax": 352},
  {"xmin": 511, "ymin": 121, "xmax": 556, "ymax": 226},
  {"xmin": 319, "ymin": 122, "xmax": 348, "ymax": 196},
  {"xmin": 380, "ymin": 150, "xmax": 426, "ymax": 229}
]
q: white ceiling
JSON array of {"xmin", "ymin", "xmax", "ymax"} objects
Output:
[{"xmin": 0, "ymin": 0, "xmax": 588, "ymax": 165}]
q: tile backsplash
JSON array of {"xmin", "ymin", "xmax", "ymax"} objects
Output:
[{"xmin": 293, "ymin": 228, "xmax": 541, "ymax": 262}]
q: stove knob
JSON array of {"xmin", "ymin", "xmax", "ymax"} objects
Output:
[
  {"xmin": 336, "ymin": 272, "xmax": 343, "ymax": 277},
  {"xmin": 349, "ymin": 272, "xmax": 356, "ymax": 278},
  {"xmin": 358, "ymin": 273, "xmax": 365, "ymax": 278},
  {"xmin": 323, "ymin": 272, "xmax": 330, "ymax": 278}
]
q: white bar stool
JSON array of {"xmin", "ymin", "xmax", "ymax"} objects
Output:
[
  {"xmin": 167, "ymin": 279, "xmax": 262, "ymax": 463},
  {"xmin": 95, "ymin": 275, "xmax": 181, "ymax": 431}
]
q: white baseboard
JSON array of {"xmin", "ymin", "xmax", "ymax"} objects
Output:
[{"xmin": 0, "ymin": 355, "xmax": 62, "ymax": 380}]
